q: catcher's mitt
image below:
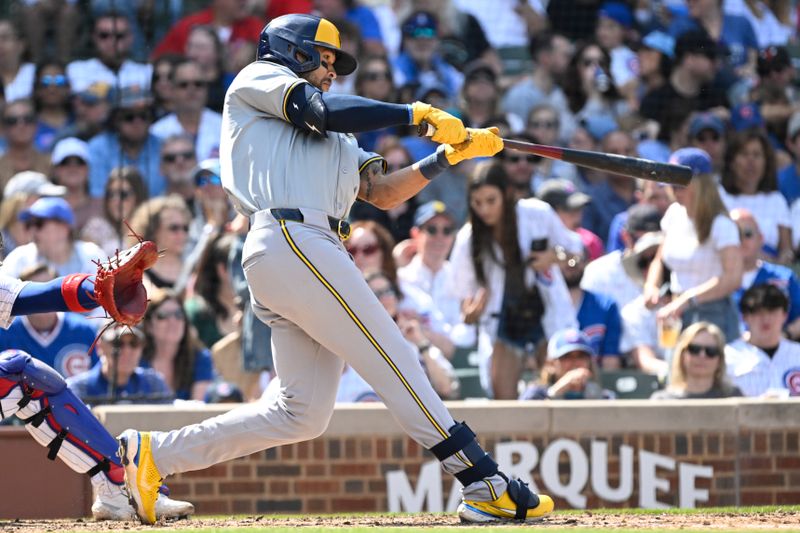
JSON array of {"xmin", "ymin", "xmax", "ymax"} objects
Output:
[{"xmin": 93, "ymin": 240, "xmax": 159, "ymax": 327}]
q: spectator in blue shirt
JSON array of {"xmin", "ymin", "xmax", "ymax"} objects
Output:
[
  {"xmin": 67, "ymin": 324, "xmax": 173, "ymax": 405},
  {"xmin": 88, "ymin": 85, "xmax": 164, "ymax": 199},
  {"xmin": 0, "ymin": 263, "xmax": 99, "ymax": 379},
  {"xmin": 731, "ymin": 208, "xmax": 800, "ymax": 339},
  {"xmin": 558, "ymin": 245, "xmax": 622, "ymax": 369},
  {"xmin": 392, "ymin": 11, "xmax": 464, "ymax": 101}
]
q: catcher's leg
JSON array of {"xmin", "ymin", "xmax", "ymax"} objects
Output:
[{"xmin": 0, "ymin": 349, "xmax": 193, "ymax": 521}]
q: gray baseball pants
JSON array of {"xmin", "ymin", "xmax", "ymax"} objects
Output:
[{"xmin": 149, "ymin": 209, "xmax": 506, "ymax": 501}]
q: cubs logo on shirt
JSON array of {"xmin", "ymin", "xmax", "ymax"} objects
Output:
[{"xmin": 783, "ymin": 368, "xmax": 800, "ymax": 396}]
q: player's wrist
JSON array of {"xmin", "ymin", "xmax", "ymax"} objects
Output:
[
  {"xmin": 417, "ymin": 145, "xmax": 451, "ymax": 180},
  {"xmin": 61, "ymin": 273, "xmax": 94, "ymax": 313}
]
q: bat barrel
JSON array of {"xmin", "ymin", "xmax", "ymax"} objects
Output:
[{"xmin": 561, "ymin": 148, "xmax": 693, "ymax": 187}]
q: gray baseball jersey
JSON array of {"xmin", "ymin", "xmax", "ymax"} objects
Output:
[
  {"xmin": 149, "ymin": 60, "xmax": 509, "ymax": 503},
  {"xmin": 220, "ymin": 62, "xmax": 382, "ymax": 220}
]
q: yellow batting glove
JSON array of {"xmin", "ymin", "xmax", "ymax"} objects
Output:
[
  {"xmin": 444, "ymin": 127, "xmax": 504, "ymax": 165},
  {"xmin": 411, "ymin": 101, "xmax": 468, "ymax": 145}
]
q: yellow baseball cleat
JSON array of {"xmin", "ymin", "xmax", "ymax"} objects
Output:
[
  {"xmin": 457, "ymin": 479, "xmax": 554, "ymax": 523},
  {"xmin": 118, "ymin": 429, "xmax": 162, "ymax": 525}
]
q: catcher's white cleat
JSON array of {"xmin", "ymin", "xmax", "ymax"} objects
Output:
[
  {"xmin": 118, "ymin": 429, "xmax": 163, "ymax": 524},
  {"xmin": 92, "ymin": 485, "xmax": 194, "ymax": 521}
]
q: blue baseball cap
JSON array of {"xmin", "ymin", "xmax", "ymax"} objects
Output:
[
  {"xmin": 598, "ymin": 2, "xmax": 634, "ymax": 28},
  {"xmin": 547, "ymin": 328, "xmax": 596, "ymax": 360},
  {"xmin": 19, "ymin": 197, "xmax": 75, "ymax": 227},
  {"xmin": 730, "ymin": 103, "xmax": 764, "ymax": 131},
  {"xmin": 414, "ymin": 200, "xmax": 454, "ymax": 227},
  {"xmin": 642, "ymin": 31, "xmax": 675, "ymax": 59},
  {"xmin": 689, "ymin": 112, "xmax": 725, "ymax": 139},
  {"xmin": 402, "ymin": 11, "xmax": 437, "ymax": 38},
  {"xmin": 669, "ymin": 147, "xmax": 712, "ymax": 175}
]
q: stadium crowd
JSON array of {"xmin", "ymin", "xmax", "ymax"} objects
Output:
[{"xmin": 0, "ymin": 0, "xmax": 799, "ymax": 404}]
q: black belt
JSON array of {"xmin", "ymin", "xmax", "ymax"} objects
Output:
[{"xmin": 270, "ymin": 208, "xmax": 351, "ymax": 240}]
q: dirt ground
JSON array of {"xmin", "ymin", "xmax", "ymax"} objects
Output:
[{"xmin": 1, "ymin": 509, "xmax": 800, "ymax": 532}]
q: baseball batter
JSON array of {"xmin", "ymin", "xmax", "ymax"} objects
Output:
[{"xmin": 119, "ymin": 14, "xmax": 553, "ymax": 524}]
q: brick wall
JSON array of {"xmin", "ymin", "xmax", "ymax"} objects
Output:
[
  {"xmin": 159, "ymin": 428, "xmax": 800, "ymax": 514},
  {"xmin": 89, "ymin": 399, "xmax": 800, "ymax": 515}
]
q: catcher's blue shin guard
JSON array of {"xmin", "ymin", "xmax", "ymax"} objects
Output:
[{"xmin": 0, "ymin": 349, "xmax": 123, "ymax": 482}]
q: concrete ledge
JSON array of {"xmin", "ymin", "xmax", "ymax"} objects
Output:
[
  {"xmin": 737, "ymin": 399, "xmax": 800, "ymax": 428},
  {"xmin": 93, "ymin": 398, "xmax": 800, "ymax": 438}
]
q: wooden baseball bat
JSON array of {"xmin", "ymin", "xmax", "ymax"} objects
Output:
[{"xmin": 419, "ymin": 122, "xmax": 693, "ymax": 187}]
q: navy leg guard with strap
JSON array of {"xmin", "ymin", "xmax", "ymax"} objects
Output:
[
  {"xmin": 0, "ymin": 350, "xmax": 123, "ymax": 484},
  {"xmin": 428, "ymin": 421, "xmax": 499, "ymax": 487},
  {"xmin": 503, "ymin": 475, "xmax": 540, "ymax": 519}
]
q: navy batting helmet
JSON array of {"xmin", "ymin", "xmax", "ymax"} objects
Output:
[{"xmin": 257, "ymin": 14, "xmax": 357, "ymax": 76}]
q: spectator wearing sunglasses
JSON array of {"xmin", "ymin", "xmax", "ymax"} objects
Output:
[
  {"xmin": 150, "ymin": 59, "xmax": 222, "ymax": 162},
  {"xmin": 50, "ymin": 138, "xmax": 102, "ymax": 233},
  {"xmin": 67, "ymin": 323, "xmax": 173, "ymax": 406},
  {"xmin": 498, "ymin": 133, "xmax": 541, "ymax": 202},
  {"xmin": 80, "ymin": 166, "xmax": 148, "ymax": 256},
  {"xmin": 66, "ymin": 13, "xmax": 152, "ymax": 95},
  {"xmin": 353, "ymin": 56, "xmax": 399, "ymax": 153},
  {"xmin": 88, "ymin": 85, "xmax": 163, "ymax": 198},
  {"xmin": 32, "ymin": 61, "xmax": 73, "ymax": 152},
  {"xmin": 0, "ymin": 197, "xmax": 105, "ymax": 280},
  {"xmin": 651, "ymin": 321, "xmax": 741, "ymax": 400},
  {"xmin": 127, "ymin": 195, "xmax": 193, "ymax": 291},
  {"xmin": 0, "ymin": 100, "xmax": 51, "ymax": 191},
  {"xmin": 398, "ymin": 201, "xmax": 462, "ymax": 342},
  {"xmin": 159, "ymin": 135, "xmax": 198, "ymax": 203},
  {"xmin": 190, "ymin": 158, "xmax": 233, "ymax": 238},
  {"xmin": 726, "ymin": 284, "xmax": 800, "ymax": 398},
  {"xmin": 730, "ymin": 209, "xmax": 800, "ymax": 341},
  {"xmin": 141, "ymin": 288, "xmax": 215, "ymax": 402}
]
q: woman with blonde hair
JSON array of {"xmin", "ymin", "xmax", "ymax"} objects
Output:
[
  {"xmin": 127, "ymin": 194, "xmax": 192, "ymax": 290},
  {"xmin": 651, "ymin": 322, "xmax": 742, "ymax": 399},
  {"xmin": 0, "ymin": 193, "xmax": 34, "ymax": 256},
  {"xmin": 645, "ymin": 148, "xmax": 743, "ymax": 344}
]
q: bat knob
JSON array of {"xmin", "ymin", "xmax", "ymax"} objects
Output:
[{"xmin": 417, "ymin": 120, "xmax": 435, "ymax": 138}]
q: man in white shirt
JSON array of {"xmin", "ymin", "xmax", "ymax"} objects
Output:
[
  {"xmin": 66, "ymin": 13, "xmax": 152, "ymax": 93},
  {"xmin": 582, "ymin": 203, "xmax": 662, "ymax": 310},
  {"xmin": 150, "ymin": 59, "xmax": 222, "ymax": 161},
  {"xmin": 398, "ymin": 201, "xmax": 462, "ymax": 343},
  {"xmin": 725, "ymin": 284, "xmax": 800, "ymax": 397}
]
